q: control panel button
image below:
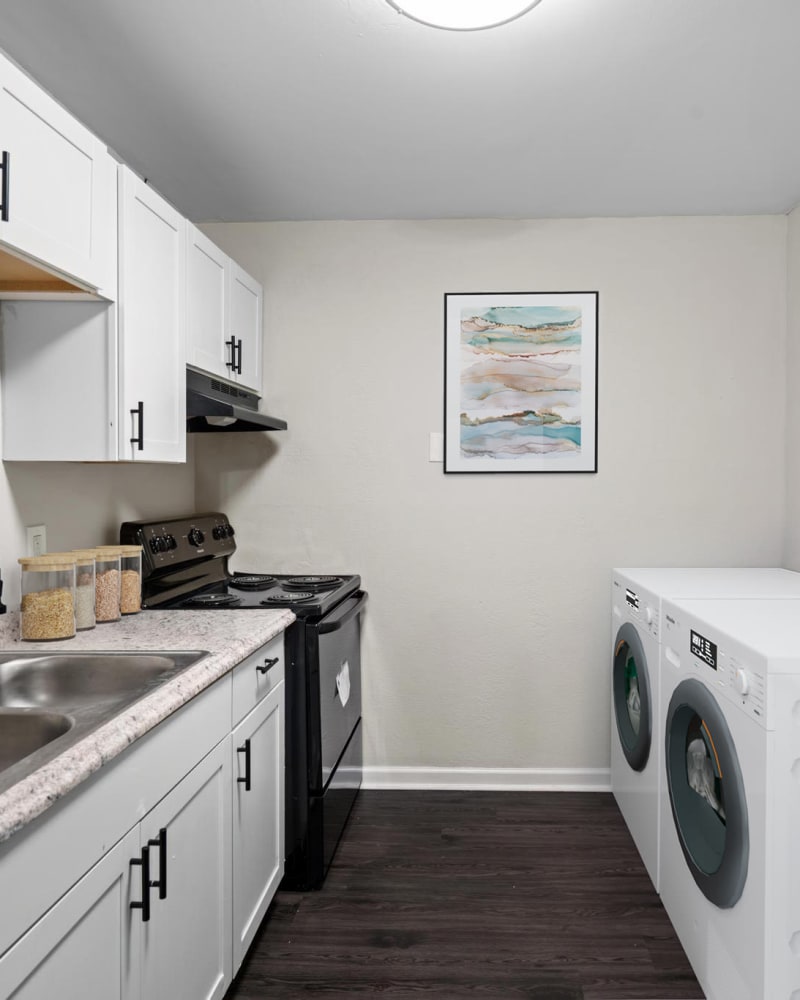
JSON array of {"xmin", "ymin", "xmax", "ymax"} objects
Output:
[
  {"xmin": 188, "ymin": 528, "xmax": 205, "ymax": 547},
  {"xmin": 733, "ymin": 668, "xmax": 750, "ymax": 697}
]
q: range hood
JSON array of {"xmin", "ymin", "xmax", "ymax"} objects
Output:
[{"xmin": 186, "ymin": 369, "xmax": 287, "ymax": 433}]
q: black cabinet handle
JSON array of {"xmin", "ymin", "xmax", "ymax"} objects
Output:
[
  {"xmin": 130, "ymin": 401, "xmax": 144, "ymax": 451},
  {"xmin": 237, "ymin": 738, "xmax": 251, "ymax": 791},
  {"xmin": 0, "ymin": 151, "xmax": 9, "ymax": 222},
  {"xmin": 225, "ymin": 336, "xmax": 237, "ymax": 371},
  {"xmin": 148, "ymin": 828, "xmax": 168, "ymax": 900},
  {"xmin": 235, "ymin": 338, "xmax": 243, "ymax": 374},
  {"xmin": 130, "ymin": 845, "xmax": 151, "ymax": 922},
  {"xmin": 255, "ymin": 656, "xmax": 279, "ymax": 675}
]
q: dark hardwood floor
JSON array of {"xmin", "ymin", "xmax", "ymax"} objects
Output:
[{"xmin": 225, "ymin": 791, "xmax": 704, "ymax": 1000}]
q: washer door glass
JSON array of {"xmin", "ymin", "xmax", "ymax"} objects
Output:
[
  {"xmin": 665, "ymin": 677, "xmax": 748, "ymax": 909},
  {"xmin": 613, "ymin": 622, "xmax": 651, "ymax": 771}
]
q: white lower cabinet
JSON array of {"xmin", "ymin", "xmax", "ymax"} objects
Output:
[
  {"xmin": 0, "ymin": 827, "xmax": 140, "ymax": 1000},
  {"xmin": 136, "ymin": 739, "xmax": 232, "ymax": 1000},
  {"xmin": 0, "ymin": 635, "xmax": 286, "ymax": 1000},
  {"xmin": 232, "ymin": 681, "xmax": 285, "ymax": 969}
]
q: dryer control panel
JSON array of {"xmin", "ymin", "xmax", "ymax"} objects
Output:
[{"xmin": 614, "ymin": 580, "xmax": 659, "ymax": 641}]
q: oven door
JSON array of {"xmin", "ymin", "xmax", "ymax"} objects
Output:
[{"xmin": 305, "ymin": 591, "xmax": 367, "ymax": 794}]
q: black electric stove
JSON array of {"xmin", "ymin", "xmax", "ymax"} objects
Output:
[{"xmin": 120, "ymin": 512, "xmax": 367, "ymax": 890}]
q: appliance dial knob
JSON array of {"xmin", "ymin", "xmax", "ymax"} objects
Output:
[
  {"xmin": 165, "ymin": 534, "xmax": 177, "ymax": 550},
  {"xmin": 644, "ymin": 605, "xmax": 654, "ymax": 625},
  {"xmin": 188, "ymin": 528, "xmax": 205, "ymax": 547},
  {"xmin": 734, "ymin": 668, "xmax": 750, "ymax": 697},
  {"xmin": 149, "ymin": 537, "xmax": 161, "ymax": 554},
  {"xmin": 212, "ymin": 525, "xmax": 223, "ymax": 540},
  {"xmin": 226, "ymin": 523, "xmax": 235, "ymax": 538}
]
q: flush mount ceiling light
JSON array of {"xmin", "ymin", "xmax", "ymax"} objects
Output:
[{"xmin": 386, "ymin": 0, "xmax": 543, "ymax": 31}]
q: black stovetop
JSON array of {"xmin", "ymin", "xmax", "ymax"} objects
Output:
[
  {"xmin": 176, "ymin": 573, "xmax": 361, "ymax": 617},
  {"xmin": 120, "ymin": 512, "xmax": 361, "ymax": 617}
]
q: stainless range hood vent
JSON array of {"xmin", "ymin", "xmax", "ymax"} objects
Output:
[{"xmin": 186, "ymin": 369, "xmax": 287, "ymax": 433}]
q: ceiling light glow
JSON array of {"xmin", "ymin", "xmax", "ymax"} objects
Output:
[{"xmin": 386, "ymin": 0, "xmax": 543, "ymax": 31}]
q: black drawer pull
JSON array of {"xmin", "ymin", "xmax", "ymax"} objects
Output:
[
  {"xmin": 0, "ymin": 151, "xmax": 9, "ymax": 222},
  {"xmin": 225, "ymin": 336, "xmax": 237, "ymax": 371},
  {"xmin": 130, "ymin": 401, "xmax": 144, "ymax": 450},
  {"xmin": 237, "ymin": 738, "xmax": 251, "ymax": 791},
  {"xmin": 130, "ymin": 845, "xmax": 151, "ymax": 922},
  {"xmin": 148, "ymin": 827, "xmax": 168, "ymax": 900},
  {"xmin": 256, "ymin": 656, "xmax": 279, "ymax": 675}
]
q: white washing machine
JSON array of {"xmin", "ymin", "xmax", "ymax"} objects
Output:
[
  {"xmin": 659, "ymin": 597, "xmax": 800, "ymax": 1000},
  {"xmin": 611, "ymin": 568, "xmax": 800, "ymax": 893}
]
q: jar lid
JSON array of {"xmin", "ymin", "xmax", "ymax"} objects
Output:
[
  {"xmin": 71, "ymin": 548, "xmax": 98, "ymax": 561},
  {"xmin": 118, "ymin": 545, "xmax": 143, "ymax": 554},
  {"xmin": 94, "ymin": 546, "xmax": 124, "ymax": 556},
  {"xmin": 18, "ymin": 555, "xmax": 77, "ymax": 571}
]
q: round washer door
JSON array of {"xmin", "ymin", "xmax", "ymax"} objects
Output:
[
  {"xmin": 613, "ymin": 622, "xmax": 652, "ymax": 771},
  {"xmin": 664, "ymin": 677, "xmax": 748, "ymax": 909}
]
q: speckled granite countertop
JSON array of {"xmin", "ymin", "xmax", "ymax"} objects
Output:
[{"xmin": 0, "ymin": 609, "xmax": 295, "ymax": 843}]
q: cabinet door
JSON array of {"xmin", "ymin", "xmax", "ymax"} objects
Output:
[
  {"xmin": 186, "ymin": 224, "xmax": 229, "ymax": 381},
  {"xmin": 139, "ymin": 740, "xmax": 232, "ymax": 1000},
  {"xmin": 0, "ymin": 827, "xmax": 140, "ymax": 1000},
  {"xmin": 231, "ymin": 680, "xmax": 285, "ymax": 969},
  {"xmin": 228, "ymin": 261, "xmax": 262, "ymax": 395},
  {"xmin": 118, "ymin": 167, "xmax": 186, "ymax": 462},
  {"xmin": 0, "ymin": 52, "xmax": 117, "ymax": 295}
]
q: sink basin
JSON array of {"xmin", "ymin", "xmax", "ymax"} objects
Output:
[
  {"xmin": 0, "ymin": 709, "xmax": 73, "ymax": 772},
  {"xmin": 0, "ymin": 653, "xmax": 200, "ymax": 709},
  {"xmin": 0, "ymin": 650, "xmax": 208, "ymax": 792}
]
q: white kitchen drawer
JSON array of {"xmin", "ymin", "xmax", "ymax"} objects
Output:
[{"xmin": 231, "ymin": 635, "xmax": 285, "ymax": 728}]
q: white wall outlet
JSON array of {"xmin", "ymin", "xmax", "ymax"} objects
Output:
[
  {"xmin": 26, "ymin": 524, "xmax": 47, "ymax": 557},
  {"xmin": 429, "ymin": 432, "xmax": 444, "ymax": 463}
]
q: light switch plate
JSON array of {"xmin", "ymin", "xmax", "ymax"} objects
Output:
[
  {"xmin": 26, "ymin": 524, "xmax": 47, "ymax": 557},
  {"xmin": 429, "ymin": 432, "xmax": 444, "ymax": 462}
]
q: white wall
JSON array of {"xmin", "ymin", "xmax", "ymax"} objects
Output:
[
  {"xmin": 196, "ymin": 216, "xmax": 787, "ymax": 781},
  {"xmin": 0, "ymin": 413, "xmax": 195, "ymax": 611},
  {"xmin": 785, "ymin": 204, "xmax": 800, "ymax": 569}
]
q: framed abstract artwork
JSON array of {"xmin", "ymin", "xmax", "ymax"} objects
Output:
[{"xmin": 443, "ymin": 291, "xmax": 598, "ymax": 473}]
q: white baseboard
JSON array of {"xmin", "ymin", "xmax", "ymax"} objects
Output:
[{"xmin": 361, "ymin": 766, "xmax": 611, "ymax": 792}]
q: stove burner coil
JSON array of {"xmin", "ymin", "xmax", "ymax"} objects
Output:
[
  {"xmin": 229, "ymin": 574, "xmax": 277, "ymax": 591},
  {"xmin": 283, "ymin": 576, "xmax": 342, "ymax": 592},
  {"xmin": 183, "ymin": 593, "xmax": 242, "ymax": 608},
  {"xmin": 261, "ymin": 592, "xmax": 315, "ymax": 605}
]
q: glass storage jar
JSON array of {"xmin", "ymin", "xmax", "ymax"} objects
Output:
[
  {"xmin": 71, "ymin": 549, "xmax": 97, "ymax": 630},
  {"xmin": 93, "ymin": 546, "xmax": 123, "ymax": 623},
  {"xmin": 119, "ymin": 545, "xmax": 143, "ymax": 614},
  {"xmin": 18, "ymin": 555, "xmax": 77, "ymax": 641}
]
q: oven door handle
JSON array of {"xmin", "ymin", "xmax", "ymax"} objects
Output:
[{"xmin": 313, "ymin": 591, "xmax": 368, "ymax": 634}]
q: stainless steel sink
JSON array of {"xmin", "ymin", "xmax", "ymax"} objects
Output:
[
  {"xmin": 0, "ymin": 709, "xmax": 74, "ymax": 772},
  {"xmin": 0, "ymin": 652, "xmax": 202, "ymax": 709},
  {"xmin": 0, "ymin": 650, "xmax": 208, "ymax": 794}
]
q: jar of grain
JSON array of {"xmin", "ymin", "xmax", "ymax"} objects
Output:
[
  {"xmin": 71, "ymin": 549, "xmax": 97, "ymax": 630},
  {"xmin": 118, "ymin": 545, "xmax": 142, "ymax": 614},
  {"xmin": 93, "ymin": 547, "xmax": 123, "ymax": 623},
  {"xmin": 18, "ymin": 556, "xmax": 77, "ymax": 641}
]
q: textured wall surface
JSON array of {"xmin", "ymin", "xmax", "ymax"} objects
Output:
[{"xmin": 195, "ymin": 216, "xmax": 787, "ymax": 775}]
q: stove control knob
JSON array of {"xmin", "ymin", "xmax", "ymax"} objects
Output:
[
  {"xmin": 188, "ymin": 528, "xmax": 205, "ymax": 547},
  {"xmin": 149, "ymin": 537, "xmax": 161, "ymax": 554},
  {"xmin": 165, "ymin": 534, "xmax": 177, "ymax": 550},
  {"xmin": 225, "ymin": 523, "xmax": 235, "ymax": 538},
  {"xmin": 734, "ymin": 668, "xmax": 750, "ymax": 697},
  {"xmin": 212, "ymin": 525, "xmax": 224, "ymax": 540}
]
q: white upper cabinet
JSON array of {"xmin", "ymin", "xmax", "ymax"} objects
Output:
[
  {"xmin": 228, "ymin": 261, "xmax": 262, "ymax": 394},
  {"xmin": 0, "ymin": 51, "xmax": 117, "ymax": 298},
  {"xmin": 186, "ymin": 224, "xmax": 263, "ymax": 396},
  {"xmin": 1, "ymin": 168, "xmax": 187, "ymax": 463},
  {"xmin": 118, "ymin": 167, "xmax": 186, "ymax": 462}
]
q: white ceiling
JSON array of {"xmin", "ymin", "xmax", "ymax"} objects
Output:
[{"xmin": 1, "ymin": 0, "xmax": 799, "ymax": 223}]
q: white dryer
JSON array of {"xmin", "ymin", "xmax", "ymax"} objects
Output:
[
  {"xmin": 659, "ymin": 597, "xmax": 800, "ymax": 1000},
  {"xmin": 611, "ymin": 568, "xmax": 800, "ymax": 893}
]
